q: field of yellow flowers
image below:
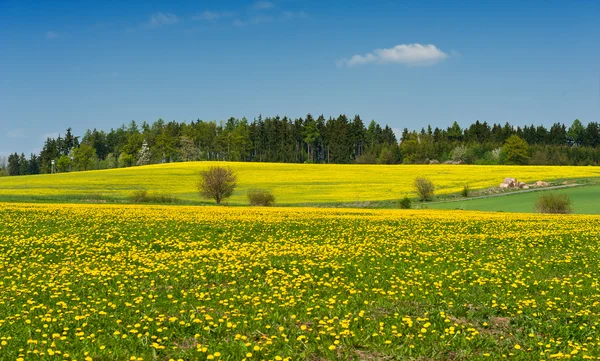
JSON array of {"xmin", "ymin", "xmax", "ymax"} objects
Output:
[
  {"xmin": 1, "ymin": 162, "xmax": 599, "ymax": 204},
  {"xmin": 1, "ymin": 202, "xmax": 600, "ymax": 360}
]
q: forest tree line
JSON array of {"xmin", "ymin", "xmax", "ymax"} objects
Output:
[{"xmin": 2, "ymin": 115, "xmax": 600, "ymax": 176}]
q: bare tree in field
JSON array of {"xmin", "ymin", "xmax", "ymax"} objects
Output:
[
  {"xmin": 197, "ymin": 166, "xmax": 237, "ymax": 204},
  {"xmin": 414, "ymin": 177, "xmax": 435, "ymax": 201}
]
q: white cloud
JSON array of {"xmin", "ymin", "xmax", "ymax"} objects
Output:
[
  {"xmin": 193, "ymin": 10, "xmax": 235, "ymax": 21},
  {"xmin": 147, "ymin": 12, "xmax": 180, "ymax": 28},
  {"xmin": 253, "ymin": 1, "xmax": 274, "ymax": 10},
  {"xmin": 7, "ymin": 128, "xmax": 26, "ymax": 138},
  {"xmin": 46, "ymin": 31, "xmax": 60, "ymax": 39},
  {"xmin": 338, "ymin": 43, "xmax": 449, "ymax": 67}
]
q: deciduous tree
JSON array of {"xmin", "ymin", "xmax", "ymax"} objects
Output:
[
  {"xmin": 197, "ymin": 166, "xmax": 237, "ymax": 205},
  {"xmin": 502, "ymin": 135, "xmax": 530, "ymax": 165}
]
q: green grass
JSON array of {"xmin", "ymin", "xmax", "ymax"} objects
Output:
[{"xmin": 429, "ymin": 184, "xmax": 600, "ymax": 214}]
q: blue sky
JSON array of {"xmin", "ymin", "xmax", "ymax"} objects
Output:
[{"xmin": 1, "ymin": 0, "xmax": 599, "ymax": 156}]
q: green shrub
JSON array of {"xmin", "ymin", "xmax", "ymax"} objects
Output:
[
  {"xmin": 85, "ymin": 192, "xmax": 107, "ymax": 202},
  {"xmin": 248, "ymin": 189, "xmax": 275, "ymax": 206},
  {"xmin": 414, "ymin": 177, "xmax": 435, "ymax": 201},
  {"xmin": 535, "ymin": 193, "xmax": 572, "ymax": 214},
  {"xmin": 462, "ymin": 184, "xmax": 470, "ymax": 197},
  {"xmin": 148, "ymin": 193, "xmax": 179, "ymax": 203},
  {"xmin": 130, "ymin": 190, "xmax": 179, "ymax": 204},
  {"xmin": 399, "ymin": 195, "xmax": 412, "ymax": 209},
  {"xmin": 130, "ymin": 190, "xmax": 149, "ymax": 203}
]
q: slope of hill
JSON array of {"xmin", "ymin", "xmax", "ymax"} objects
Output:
[
  {"xmin": 429, "ymin": 183, "xmax": 600, "ymax": 214},
  {"xmin": 1, "ymin": 162, "xmax": 599, "ymax": 205}
]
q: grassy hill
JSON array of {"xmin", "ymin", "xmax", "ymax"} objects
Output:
[
  {"xmin": 1, "ymin": 162, "xmax": 599, "ymax": 205},
  {"xmin": 429, "ymin": 183, "xmax": 600, "ymax": 214}
]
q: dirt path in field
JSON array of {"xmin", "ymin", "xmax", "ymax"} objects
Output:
[{"xmin": 428, "ymin": 183, "xmax": 583, "ymax": 205}]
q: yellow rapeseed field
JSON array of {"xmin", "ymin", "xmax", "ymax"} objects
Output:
[
  {"xmin": 1, "ymin": 202, "xmax": 600, "ymax": 360},
  {"xmin": 0, "ymin": 162, "xmax": 599, "ymax": 204}
]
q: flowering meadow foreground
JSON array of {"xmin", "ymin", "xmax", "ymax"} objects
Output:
[{"xmin": 1, "ymin": 203, "xmax": 600, "ymax": 361}]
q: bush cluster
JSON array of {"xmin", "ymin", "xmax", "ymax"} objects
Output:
[
  {"xmin": 535, "ymin": 193, "xmax": 572, "ymax": 214},
  {"xmin": 248, "ymin": 189, "xmax": 275, "ymax": 206},
  {"xmin": 399, "ymin": 196, "xmax": 412, "ymax": 209},
  {"xmin": 462, "ymin": 184, "xmax": 470, "ymax": 197},
  {"xmin": 130, "ymin": 190, "xmax": 179, "ymax": 204}
]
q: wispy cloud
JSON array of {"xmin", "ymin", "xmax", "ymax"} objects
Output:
[
  {"xmin": 147, "ymin": 12, "xmax": 180, "ymax": 28},
  {"xmin": 253, "ymin": 1, "xmax": 274, "ymax": 10},
  {"xmin": 46, "ymin": 31, "xmax": 60, "ymax": 40},
  {"xmin": 338, "ymin": 43, "xmax": 449, "ymax": 67},
  {"xmin": 192, "ymin": 10, "xmax": 235, "ymax": 21},
  {"xmin": 7, "ymin": 128, "xmax": 26, "ymax": 138},
  {"xmin": 233, "ymin": 15, "xmax": 274, "ymax": 26},
  {"xmin": 233, "ymin": 11, "xmax": 308, "ymax": 26}
]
